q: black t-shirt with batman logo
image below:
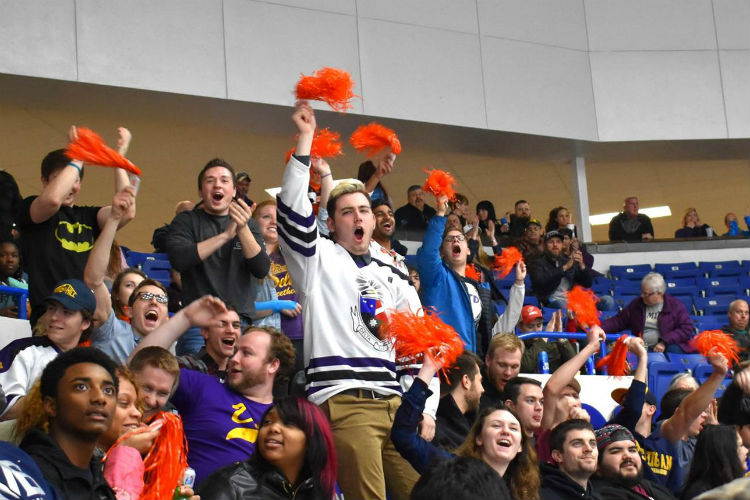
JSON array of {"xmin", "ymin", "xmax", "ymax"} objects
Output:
[{"xmin": 17, "ymin": 196, "xmax": 101, "ymax": 322}]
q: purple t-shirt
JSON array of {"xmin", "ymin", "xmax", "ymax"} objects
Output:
[
  {"xmin": 270, "ymin": 249, "xmax": 303, "ymax": 340},
  {"xmin": 171, "ymin": 369, "xmax": 272, "ymax": 486}
]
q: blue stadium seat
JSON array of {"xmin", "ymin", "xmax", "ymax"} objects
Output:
[
  {"xmin": 698, "ymin": 260, "xmax": 740, "ymax": 276},
  {"xmin": 690, "ymin": 314, "xmax": 724, "ymax": 333},
  {"xmin": 654, "ymin": 262, "xmax": 699, "ymax": 279},
  {"xmin": 647, "ymin": 362, "xmax": 684, "ymax": 407},
  {"xmin": 613, "ymin": 294, "xmax": 638, "ymax": 310},
  {"xmin": 581, "ymin": 403, "xmax": 607, "ymax": 430},
  {"xmin": 740, "ymin": 275, "xmax": 750, "ymax": 294},
  {"xmin": 665, "ymin": 278, "xmax": 697, "ymax": 289},
  {"xmin": 708, "ymin": 267, "xmax": 744, "ymax": 279},
  {"xmin": 671, "ymin": 294, "xmax": 694, "ymax": 314},
  {"xmin": 666, "ymin": 353, "xmax": 707, "ymax": 372},
  {"xmin": 523, "ymin": 296, "xmax": 539, "ymax": 307},
  {"xmin": 590, "ymin": 280, "xmax": 612, "ymax": 296},
  {"xmin": 694, "ymin": 296, "xmax": 735, "ymax": 316},
  {"xmin": 126, "ymin": 251, "xmax": 169, "ymax": 269},
  {"xmin": 609, "ymin": 264, "xmax": 652, "ymax": 281},
  {"xmin": 611, "ymin": 281, "xmax": 642, "ymax": 295},
  {"xmin": 647, "ymin": 352, "xmax": 668, "ymax": 364},
  {"xmin": 698, "ymin": 277, "xmax": 742, "ymax": 297},
  {"xmin": 693, "ymin": 363, "xmax": 732, "ymax": 398},
  {"xmin": 495, "ymin": 302, "xmax": 507, "ymax": 316},
  {"xmin": 142, "ymin": 259, "xmax": 171, "ymax": 283}
]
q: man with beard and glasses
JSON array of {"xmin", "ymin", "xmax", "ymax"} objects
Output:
[
  {"xmin": 591, "ymin": 424, "xmax": 675, "ymax": 500},
  {"xmin": 433, "ymin": 352, "xmax": 484, "ymax": 451},
  {"xmin": 370, "ymin": 199, "xmax": 408, "ymax": 273},
  {"xmin": 130, "ymin": 296, "xmax": 295, "ymax": 487}
]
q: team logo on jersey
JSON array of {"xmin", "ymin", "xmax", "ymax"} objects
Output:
[
  {"xmin": 351, "ymin": 275, "xmax": 391, "ymax": 352},
  {"xmin": 54, "ymin": 221, "xmax": 95, "ymax": 253},
  {"xmin": 225, "ymin": 402, "xmax": 260, "ymax": 443},
  {"xmin": 0, "ymin": 460, "xmax": 48, "ymax": 499}
]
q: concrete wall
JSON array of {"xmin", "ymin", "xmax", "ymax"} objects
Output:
[{"xmin": 1, "ymin": 0, "xmax": 747, "ymax": 142}]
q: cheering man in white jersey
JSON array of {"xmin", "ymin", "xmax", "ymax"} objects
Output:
[{"xmin": 277, "ymin": 101, "xmax": 439, "ymax": 500}]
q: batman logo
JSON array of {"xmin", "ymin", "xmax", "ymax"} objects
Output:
[{"xmin": 55, "ymin": 221, "xmax": 95, "ymax": 253}]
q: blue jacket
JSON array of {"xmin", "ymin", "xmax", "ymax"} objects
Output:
[{"xmin": 418, "ymin": 216, "xmax": 493, "ymax": 356}]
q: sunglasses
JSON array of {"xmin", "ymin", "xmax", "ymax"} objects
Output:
[{"xmin": 136, "ymin": 292, "xmax": 168, "ymax": 304}]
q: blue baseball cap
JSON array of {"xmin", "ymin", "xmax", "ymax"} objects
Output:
[{"xmin": 45, "ymin": 279, "xmax": 96, "ymax": 314}]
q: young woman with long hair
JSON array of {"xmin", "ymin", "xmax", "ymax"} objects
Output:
[
  {"xmin": 392, "ymin": 354, "xmax": 541, "ymax": 500},
  {"xmin": 680, "ymin": 424, "xmax": 748, "ymax": 500},
  {"xmin": 197, "ymin": 396, "xmax": 338, "ymax": 500}
]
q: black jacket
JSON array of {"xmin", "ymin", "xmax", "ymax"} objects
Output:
[
  {"xmin": 591, "ymin": 476, "xmax": 676, "ymax": 500},
  {"xmin": 433, "ymin": 394, "xmax": 473, "ymax": 451},
  {"xmin": 197, "ymin": 460, "xmax": 321, "ymax": 500},
  {"xmin": 19, "ymin": 428, "xmax": 116, "ymax": 500},
  {"xmin": 528, "ymin": 251, "xmax": 592, "ymax": 303},
  {"xmin": 609, "ymin": 213, "xmax": 654, "ymax": 242},
  {"xmin": 540, "ymin": 463, "xmax": 602, "ymax": 500}
]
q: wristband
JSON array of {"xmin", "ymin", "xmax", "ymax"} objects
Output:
[
  {"xmin": 320, "ymin": 173, "xmax": 332, "ymax": 179},
  {"xmin": 67, "ymin": 162, "xmax": 82, "ymax": 174}
]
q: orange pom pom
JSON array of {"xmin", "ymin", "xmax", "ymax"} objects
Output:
[
  {"xmin": 104, "ymin": 412, "xmax": 188, "ymax": 500},
  {"xmin": 492, "ymin": 247, "xmax": 524, "ymax": 279},
  {"xmin": 350, "ymin": 122, "xmax": 402, "ymax": 156},
  {"xmin": 285, "ymin": 128, "xmax": 344, "ymax": 163},
  {"xmin": 383, "ymin": 308, "xmax": 465, "ymax": 378},
  {"xmin": 596, "ymin": 334, "xmax": 630, "ymax": 376},
  {"xmin": 422, "ymin": 168, "xmax": 457, "ymax": 202},
  {"xmin": 690, "ymin": 330, "xmax": 740, "ymax": 366},
  {"xmin": 566, "ymin": 286, "xmax": 601, "ymax": 328},
  {"xmin": 295, "ymin": 67, "xmax": 357, "ymax": 112},
  {"xmin": 465, "ymin": 263, "xmax": 481, "ymax": 281},
  {"xmin": 65, "ymin": 127, "xmax": 142, "ymax": 176}
]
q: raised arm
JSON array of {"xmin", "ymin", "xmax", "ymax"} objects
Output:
[
  {"xmin": 364, "ymin": 153, "xmax": 394, "ymax": 194},
  {"xmin": 114, "ymin": 127, "xmax": 133, "ymax": 192},
  {"xmin": 493, "ymin": 262, "xmax": 526, "ymax": 335},
  {"xmin": 84, "ymin": 187, "xmax": 136, "ymax": 328},
  {"xmin": 129, "ymin": 295, "xmax": 227, "ymax": 362},
  {"xmin": 29, "ymin": 158, "xmax": 83, "ymax": 224},
  {"xmin": 276, "ymin": 101, "xmax": 319, "ymax": 293},
  {"xmin": 660, "ymin": 351, "xmax": 728, "ymax": 443},
  {"xmin": 541, "ymin": 324, "xmax": 605, "ymax": 430}
]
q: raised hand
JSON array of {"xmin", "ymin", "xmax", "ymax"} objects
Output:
[
  {"xmin": 116, "ymin": 127, "xmax": 132, "ymax": 155},
  {"xmin": 292, "ymin": 100, "xmax": 316, "ymax": 136},
  {"xmin": 183, "ymin": 295, "xmax": 228, "ymax": 328},
  {"xmin": 514, "ymin": 261, "xmax": 527, "ymax": 284},
  {"xmin": 229, "ymin": 198, "xmax": 254, "ymax": 233},
  {"xmin": 110, "ymin": 187, "xmax": 136, "ymax": 220}
]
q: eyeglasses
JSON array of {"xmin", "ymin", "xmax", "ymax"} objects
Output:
[
  {"xmin": 444, "ymin": 235, "xmax": 466, "ymax": 243},
  {"xmin": 641, "ymin": 291, "xmax": 659, "ymax": 298},
  {"xmin": 136, "ymin": 292, "xmax": 169, "ymax": 304}
]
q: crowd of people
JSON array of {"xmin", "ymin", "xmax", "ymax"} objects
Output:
[{"xmin": 0, "ymin": 100, "xmax": 748, "ymax": 500}]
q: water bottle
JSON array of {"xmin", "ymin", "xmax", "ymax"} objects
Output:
[
  {"xmin": 585, "ymin": 355, "xmax": 596, "ymax": 375},
  {"xmin": 173, "ymin": 467, "xmax": 196, "ymax": 500},
  {"xmin": 730, "ymin": 220, "xmax": 739, "ymax": 236},
  {"xmin": 538, "ymin": 351, "xmax": 550, "ymax": 374}
]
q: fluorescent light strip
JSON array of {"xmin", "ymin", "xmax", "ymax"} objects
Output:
[{"xmin": 589, "ymin": 206, "xmax": 672, "ymax": 226}]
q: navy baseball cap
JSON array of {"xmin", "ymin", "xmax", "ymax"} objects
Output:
[{"xmin": 45, "ymin": 279, "xmax": 96, "ymax": 314}]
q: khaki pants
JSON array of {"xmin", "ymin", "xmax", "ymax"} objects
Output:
[{"xmin": 322, "ymin": 392, "xmax": 419, "ymax": 500}]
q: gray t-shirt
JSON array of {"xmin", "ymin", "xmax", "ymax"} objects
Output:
[{"xmin": 643, "ymin": 302, "xmax": 664, "ymax": 347}]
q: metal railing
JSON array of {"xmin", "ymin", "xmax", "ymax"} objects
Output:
[{"xmin": 517, "ymin": 331, "xmax": 627, "ymax": 375}]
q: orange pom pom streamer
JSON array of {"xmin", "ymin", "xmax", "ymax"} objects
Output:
[
  {"xmin": 65, "ymin": 127, "xmax": 142, "ymax": 176},
  {"xmin": 295, "ymin": 67, "xmax": 357, "ymax": 112},
  {"xmin": 106, "ymin": 412, "xmax": 188, "ymax": 500},
  {"xmin": 690, "ymin": 329, "xmax": 740, "ymax": 366},
  {"xmin": 566, "ymin": 286, "xmax": 601, "ymax": 328},
  {"xmin": 465, "ymin": 263, "xmax": 481, "ymax": 281},
  {"xmin": 596, "ymin": 334, "xmax": 629, "ymax": 376},
  {"xmin": 422, "ymin": 168, "xmax": 457, "ymax": 202},
  {"xmin": 383, "ymin": 308, "xmax": 465, "ymax": 379},
  {"xmin": 350, "ymin": 122, "xmax": 402, "ymax": 156},
  {"xmin": 492, "ymin": 247, "xmax": 524, "ymax": 279},
  {"xmin": 285, "ymin": 128, "xmax": 344, "ymax": 163}
]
